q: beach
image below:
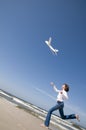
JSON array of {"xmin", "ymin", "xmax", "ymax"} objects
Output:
[
  {"xmin": 0, "ymin": 97, "xmax": 49, "ymax": 130},
  {"xmin": 0, "ymin": 90, "xmax": 85, "ymax": 130}
]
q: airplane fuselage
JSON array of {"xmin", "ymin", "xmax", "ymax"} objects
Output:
[
  {"xmin": 45, "ymin": 37, "xmax": 59, "ymax": 55},
  {"xmin": 45, "ymin": 42, "xmax": 57, "ymax": 53}
]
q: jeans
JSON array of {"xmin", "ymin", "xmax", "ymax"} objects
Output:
[{"xmin": 44, "ymin": 101, "xmax": 76, "ymax": 127}]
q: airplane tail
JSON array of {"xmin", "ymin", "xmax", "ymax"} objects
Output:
[
  {"xmin": 55, "ymin": 49, "xmax": 59, "ymax": 55},
  {"xmin": 55, "ymin": 49, "xmax": 59, "ymax": 52}
]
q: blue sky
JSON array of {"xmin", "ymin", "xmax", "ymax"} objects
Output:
[{"xmin": 0, "ymin": 0, "xmax": 86, "ymax": 127}]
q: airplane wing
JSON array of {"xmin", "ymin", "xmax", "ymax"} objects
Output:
[{"xmin": 48, "ymin": 37, "xmax": 52, "ymax": 45}]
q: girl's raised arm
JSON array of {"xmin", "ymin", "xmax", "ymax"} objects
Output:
[{"xmin": 50, "ymin": 82, "xmax": 60, "ymax": 93}]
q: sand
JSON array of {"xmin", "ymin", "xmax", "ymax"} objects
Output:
[{"xmin": 0, "ymin": 97, "xmax": 49, "ymax": 130}]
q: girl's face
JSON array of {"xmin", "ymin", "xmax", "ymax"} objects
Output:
[{"xmin": 62, "ymin": 84, "xmax": 65, "ymax": 90}]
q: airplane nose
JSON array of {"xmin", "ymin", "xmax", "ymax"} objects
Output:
[{"xmin": 45, "ymin": 41, "xmax": 48, "ymax": 44}]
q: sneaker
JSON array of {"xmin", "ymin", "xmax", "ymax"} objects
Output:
[
  {"xmin": 40, "ymin": 124, "xmax": 49, "ymax": 129},
  {"xmin": 76, "ymin": 115, "xmax": 80, "ymax": 122}
]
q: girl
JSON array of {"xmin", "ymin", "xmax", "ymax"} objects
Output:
[{"xmin": 42, "ymin": 82, "xmax": 80, "ymax": 128}]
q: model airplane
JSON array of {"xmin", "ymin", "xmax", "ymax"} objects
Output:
[{"xmin": 45, "ymin": 37, "xmax": 59, "ymax": 55}]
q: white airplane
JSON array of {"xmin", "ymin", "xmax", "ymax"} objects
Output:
[{"xmin": 45, "ymin": 37, "xmax": 59, "ymax": 55}]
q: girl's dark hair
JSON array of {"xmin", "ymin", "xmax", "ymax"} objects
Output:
[{"xmin": 64, "ymin": 84, "xmax": 69, "ymax": 92}]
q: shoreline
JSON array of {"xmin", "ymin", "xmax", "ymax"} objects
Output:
[{"xmin": 0, "ymin": 97, "xmax": 59, "ymax": 130}]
